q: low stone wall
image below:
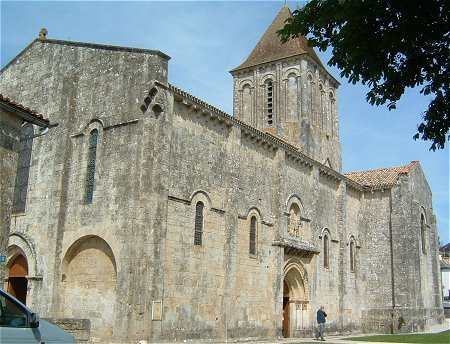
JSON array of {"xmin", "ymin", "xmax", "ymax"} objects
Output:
[
  {"xmin": 444, "ymin": 308, "xmax": 450, "ymax": 318},
  {"xmin": 361, "ymin": 308, "xmax": 445, "ymax": 334},
  {"xmin": 44, "ymin": 318, "xmax": 90, "ymax": 343}
]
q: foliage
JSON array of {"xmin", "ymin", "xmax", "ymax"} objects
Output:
[{"xmin": 278, "ymin": 0, "xmax": 450, "ymax": 150}]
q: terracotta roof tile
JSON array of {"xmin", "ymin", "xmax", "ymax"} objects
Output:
[
  {"xmin": 0, "ymin": 93, "xmax": 49, "ymax": 124},
  {"xmin": 344, "ymin": 161, "xmax": 419, "ymax": 189},
  {"xmin": 231, "ymin": 6, "xmax": 325, "ymax": 72},
  {"xmin": 440, "ymin": 243, "xmax": 450, "ymax": 253}
]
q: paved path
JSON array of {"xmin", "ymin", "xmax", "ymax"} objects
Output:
[{"xmin": 109, "ymin": 319, "xmax": 450, "ymax": 344}]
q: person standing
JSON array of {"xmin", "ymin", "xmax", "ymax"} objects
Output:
[{"xmin": 315, "ymin": 305, "xmax": 327, "ymax": 341}]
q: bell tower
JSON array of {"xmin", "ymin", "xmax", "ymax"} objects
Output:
[{"xmin": 230, "ymin": 5, "xmax": 342, "ymax": 171}]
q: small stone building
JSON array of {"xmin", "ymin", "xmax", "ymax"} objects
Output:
[{"xmin": 0, "ymin": 6, "xmax": 443, "ymax": 343}]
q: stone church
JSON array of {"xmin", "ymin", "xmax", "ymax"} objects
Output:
[{"xmin": 0, "ymin": 6, "xmax": 444, "ymax": 343}]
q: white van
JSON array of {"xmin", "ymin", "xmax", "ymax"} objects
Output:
[{"xmin": 0, "ymin": 289, "xmax": 75, "ymax": 343}]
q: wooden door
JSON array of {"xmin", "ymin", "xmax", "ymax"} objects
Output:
[{"xmin": 7, "ymin": 255, "xmax": 28, "ymax": 305}]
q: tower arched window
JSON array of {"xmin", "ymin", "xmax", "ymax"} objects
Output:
[
  {"xmin": 85, "ymin": 129, "xmax": 98, "ymax": 204},
  {"xmin": 319, "ymin": 84, "xmax": 325, "ymax": 129},
  {"xmin": 242, "ymin": 84, "xmax": 253, "ymax": 125},
  {"xmin": 323, "ymin": 233, "xmax": 330, "ymax": 269},
  {"xmin": 249, "ymin": 216, "xmax": 257, "ymax": 255},
  {"xmin": 327, "ymin": 91, "xmax": 333, "ymax": 137},
  {"xmin": 266, "ymin": 79, "xmax": 274, "ymax": 126},
  {"xmin": 13, "ymin": 123, "xmax": 34, "ymax": 213},
  {"xmin": 194, "ymin": 201, "xmax": 204, "ymax": 246},
  {"xmin": 350, "ymin": 239, "xmax": 356, "ymax": 272},
  {"xmin": 420, "ymin": 213, "xmax": 427, "ymax": 254},
  {"xmin": 307, "ymin": 74, "xmax": 314, "ymax": 122}
]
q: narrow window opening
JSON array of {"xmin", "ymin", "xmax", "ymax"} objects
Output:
[
  {"xmin": 249, "ymin": 216, "xmax": 257, "ymax": 255},
  {"xmin": 152, "ymin": 104, "xmax": 164, "ymax": 117},
  {"xmin": 350, "ymin": 240, "xmax": 356, "ymax": 272},
  {"xmin": 194, "ymin": 201, "xmax": 204, "ymax": 246},
  {"xmin": 323, "ymin": 234, "xmax": 329, "ymax": 268},
  {"xmin": 13, "ymin": 123, "xmax": 34, "ymax": 213},
  {"xmin": 421, "ymin": 214, "xmax": 427, "ymax": 254},
  {"xmin": 85, "ymin": 129, "xmax": 98, "ymax": 204}
]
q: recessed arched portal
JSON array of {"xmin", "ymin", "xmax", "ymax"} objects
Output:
[
  {"xmin": 283, "ymin": 258, "xmax": 310, "ymax": 338},
  {"xmin": 7, "ymin": 254, "xmax": 28, "ymax": 305}
]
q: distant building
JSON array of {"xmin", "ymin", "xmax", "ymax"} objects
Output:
[
  {"xmin": 0, "ymin": 5, "xmax": 444, "ymax": 343},
  {"xmin": 439, "ymin": 243, "xmax": 450, "ymax": 301}
]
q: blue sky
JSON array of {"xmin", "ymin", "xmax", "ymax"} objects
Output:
[{"xmin": 1, "ymin": 1, "xmax": 448, "ymax": 244}]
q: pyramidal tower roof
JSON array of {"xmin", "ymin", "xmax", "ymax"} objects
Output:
[{"xmin": 231, "ymin": 5, "xmax": 325, "ymax": 73}]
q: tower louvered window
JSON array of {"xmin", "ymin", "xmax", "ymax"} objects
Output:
[
  {"xmin": 85, "ymin": 129, "xmax": 98, "ymax": 204},
  {"xmin": 13, "ymin": 123, "xmax": 34, "ymax": 213},
  {"xmin": 194, "ymin": 201, "xmax": 204, "ymax": 246},
  {"xmin": 249, "ymin": 216, "xmax": 257, "ymax": 255},
  {"xmin": 266, "ymin": 80, "xmax": 273, "ymax": 126},
  {"xmin": 323, "ymin": 234, "xmax": 329, "ymax": 268}
]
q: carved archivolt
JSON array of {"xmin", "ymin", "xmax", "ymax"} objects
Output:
[
  {"xmin": 283, "ymin": 257, "xmax": 310, "ymax": 301},
  {"xmin": 260, "ymin": 73, "xmax": 276, "ymax": 86},
  {"xmin": 283, "ymin": 68, "xmax": 300, "ymax": 79},
  {"xmin": 239, "ymin": 79, "xmax": 255, "ymax": 89},
  {"xmin": 7, "ymin": 232, "xmax": 41, "ymax": 278}
]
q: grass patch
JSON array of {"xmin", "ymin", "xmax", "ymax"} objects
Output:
[{"xmin": 346, "ymin": 330, "xmax": 449, "ymax": 343}]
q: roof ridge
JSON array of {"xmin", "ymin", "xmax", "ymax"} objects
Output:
[
  {"xmin": 1, "ymin": 38, "xmax": 170, "ymax": 74},
  {"xmin": 42, "ymin": 39, "xmax": 170, "ymax": 60},
  {"xmin": 168, "ymin": 82, "xmax": 365, "ymax": 192},
  {"xmin": 344, "ymin": 161, "xmax": 418, "ymax": 176}
]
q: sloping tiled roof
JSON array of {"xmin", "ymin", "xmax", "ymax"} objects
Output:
[
  {"xmin": 344, "ymin": 161, "xmax": 419, "ymax": 189},
  {"xmin": 231, "ymin": 5, "xmax": 326, "ymax": 72},
  {"xmin": 0, "ymin": 93, "xmax": 49, "ymax": 125},
  {"xmin": 440, "ymin": 243, "xmax": 450, "ymax": 253},
  {"xmin": 441, "ymin": 259, "xmax": 450, "ymax": 270}
]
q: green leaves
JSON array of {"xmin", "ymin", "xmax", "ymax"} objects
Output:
[{"xmin": 278, "ymin": 0, "xmax": 450, "ymax": 150}]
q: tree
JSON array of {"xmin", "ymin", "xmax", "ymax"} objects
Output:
[{"xmin": 278, "ymin": 0, "xmax": 449, "ymax": 150}]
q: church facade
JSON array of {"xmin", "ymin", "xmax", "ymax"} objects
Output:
[{"xmin": 0, "ymin": 6, "xmax": 443, "ymax": 343}]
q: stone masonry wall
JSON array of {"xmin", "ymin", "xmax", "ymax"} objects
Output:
[
  {"xmin": 0, "ymin": 39, "xmax": 170, "ymax": 343},
  {"xmin": 358, "ymin": 189, "xmax": 394, "ymax": 333},
  {"xmin": 390, "ymin": 165, "xmax": 444, "ymax": 332},
  {"xmin": 232, "ymin": 57, "xmax": 342, "ymax": 171},
  {"xmin": 0, "ymin": 110, "xmax": 21, "ymax": 280}
]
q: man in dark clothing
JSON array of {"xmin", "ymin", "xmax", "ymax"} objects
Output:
[{"xmin": 315, "ymin": 305, "xmax": 327, "ymax": 341}]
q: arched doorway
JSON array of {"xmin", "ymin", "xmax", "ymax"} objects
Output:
[
  {"xmin": 7, "ymin": 254, "xmax": 28, "ymax": 305},
  {"xmin": 282, "ymin": 259, "xmax": 309, "ymax": 338},
  {"xmin": 61, "ymin": 236, "xmax": 117, "ymax": 341}
]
